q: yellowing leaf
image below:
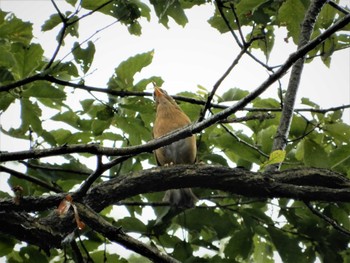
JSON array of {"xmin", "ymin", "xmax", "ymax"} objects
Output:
[{"xmin": 261, "ymin": 150, "xmax": 286, "ymax": 169}]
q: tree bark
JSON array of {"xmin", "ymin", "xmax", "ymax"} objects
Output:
[{"xmin": 267, "ymin": 0, "xmax": 328, "ymax": 171}]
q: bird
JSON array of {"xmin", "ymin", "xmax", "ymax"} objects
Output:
[{"xmin": 153, "ymin": 85, "xmax": 197, "ymax": 208}]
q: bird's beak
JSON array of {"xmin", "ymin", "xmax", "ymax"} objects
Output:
[{"xmin": 154, "ymin": 86, "xmax": 163, "ymax": 98}]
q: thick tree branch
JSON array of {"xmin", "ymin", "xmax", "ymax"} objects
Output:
[
  {"xmin": 1, "ymin": 165, "xmax": 349, "ymax": 257},
  {"xmin": 76, "ymin": 203, "xmax": 180, "ymax": 263},
  {"xmin": 84, "ymin": 165, "xmax": 350, "ymax": 210},
  {"xmin": 0, "ymin": 211, "xmax": 62, "ymax": 254},
  {"xmin": 1, "ymin": 166, "xmax": 349, "ymax": 213},
  {"xmin": 267, "ymin": 0, "xmax": 328, "ymax": 171}
]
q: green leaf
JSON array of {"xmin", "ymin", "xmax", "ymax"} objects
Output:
[
  {"xmin": 173, "ymin": 241, "xmax": 193, "ymax": 262},
  {"xmin": 151, "ymin": 0, "xmax": 188, "ymax": 28},
  {"xmin": 0, "ymin": 235, "xmax": 16, "ymax": 257},
  {"xmin": 208, "ymin": 8, "xmax": 234, "ymax": 34},
  {"xmin": 67, "ymin": 22, "xmax": 79, "ymax": 39},
  {"xmin": 114, "ymin": 115, "xmax": 151, "ymax": 145},
  {"xmin": 50, "ymin": 61, "xmax": 79, "ymax": 79},
  {"xmin": 52, "ymin": 110, "xmax": 91, "ymax": 131},
  {"xmin": 18, "ymin": 246, "xmax": 48, "ymax": 263},
  {"xmin": 117, "ymin": 217, "xmax": 147, "ymax": 233},
  {"xmin": 236, "ymin": 0, "xmax": 270, "ymax": 17},
  {"xmin": 253, "ymin": 97, "xmax": 280, "ymax": 108},
  {"xmin": 303, "ymin": 139, "xmax": 330, "ymax": 168},
  {"xmin": 72, "ymin": 41, "xmax": 96, "ymax": 73},
  {"xmin": 90, "ymin": 251, "xmax": 123, "ymax": 262},
  {"xmin": 111, "ymin": 1, "xmax": 141, "ymax": 24},
  {"xmin": 0, "ymin": 45, "xmax": 16, "ymax": 69},
  {"xmin": 300, "ymin": 97, "xmax": 319, "ymax": 108},
  {"xmin": 81, "ymin": 0, "xmax": 111, "ymax": 10},
  {"xmin": 41, "ymin": 130, "xmax": 57, "ymax": 146},
  {"xmin": 92, "ymin": 119, "xmax": 111, "ymax": 136},
  {"xmin": 109, "ymin": 50, "xmax": 154, "ymax": 89},
  {"xmin": 0, "ymin": 92, "xmax": 15, "ymax": 111},
  {"xmin": 183, "ymin": 208, "xmax": 237, "ymax": 239},
  {"xmin": 224, "ymin": 228, "xmax": 253, "ymax": 260},
  {"xmin": 11, "ymin": 43, "xmax": 44, "ymax": 79},
  {"xmin": 66, "ymin": 0, "xmax": 78, "ymax": 7},
  {"xmin": 256, "ymin": 125, "xmax": 277, "ymax": 154},
  {"xmin": 96, "ymin": 107, "xmax": 114, "ymax": 121},
  {"xmin": 317, "ymin": 3, "xmax": 337, "ymax": 29},
  {"xmin": 218, "ymin": 87, "xmax": 249, "ymax": 102},
  {"xmin": 329, "ymin": 144, "xmax": 350, "ymax": 171},
  {"xmin": 0, "ymin": 11, "xmax": 33, "ymax": 45},
  {"xmin": 128, "ymin": 21, "xmax": 142, "ymax": 35},
  {"xmin": 22, "ymin": 81, "xmax": 66, "ymax": 99},
  {"xmin": 324, "ymin": 122, "xmax": 350, "ymax": 143},
  {"xmin": 41, "ymin": 13, "xmax": 62, "ymax": 32},
  {"xmin": 213, "ymin": 131, "xmax": 261, "ymax": 164},
  {"xmin": 80, "ymin": 99, "xmax": 95, "ymax": 112},
  {"xmin": 267, "ymin": 227, "xmax": 305, "ymax": 263},
  {"xmin": 96, "ymin": 132, "xmax": 124, "ymax": 142},
  {"xmin": 134, "ymin": 76, "xmax": 163, "ymax": 91},
  {"xmin": 253, "ymin": 235, "xmax": 274, "ymax": 263},
  {"xmin": 278, "ymin": 0, "xmax": 305, "ymax": 44},
  {"xmin": 249, "ymin": 25, "xmax": 275, "ymax": 58},
  {"xmin": 0, "ymin": 66, "xmax": 15, "ymax": 84},
  {"xmin": 321, "ymin": 35, "xmax": 336, "ymax": 67},
  {"xmin": 21, "ymin": 98, "xmax": 42, "ymax": 134}
]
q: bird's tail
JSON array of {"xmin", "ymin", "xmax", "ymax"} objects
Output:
[{"xmin": 163, "ymin": 188, "xmax": 197, "ymax": 208}]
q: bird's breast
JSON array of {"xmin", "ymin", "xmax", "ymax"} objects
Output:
[{"xmin": 155, "ymin": 136, "xmax": 196, "ymax": 165}]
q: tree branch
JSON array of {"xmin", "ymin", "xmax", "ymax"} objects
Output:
[
  {"xmin": 1, "ymin": 165, "xmax": 349, "ymax": 213},
  {"xmin": 328, "ymin": 0, "xmax": 350, "ymax": 15},
  {"xmin": 76, "ymin": 203, "xmax": 180, "ymax": 263},
  {"xmin": 304, "ymin": 201, "xmax": 350, "ymax": 237},
  {"xmin": 0, "ymin": 165, "xmax": 63, "ymax": 193},
  {"xmin": 199, "ymin": 47, "xmax": 247, "ymax": 122},
  {"xmin": 1, "ymin": 165, "xmax": 349, "ymax": 257},
  {"xmin": 84, "ymin": 165, "xmax": 350, "ymax": 211},
  {"xmin": 267, "ymin": 0, "xmax": 328, "ymax": 171}
]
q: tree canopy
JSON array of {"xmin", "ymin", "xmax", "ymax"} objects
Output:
[{"xmin": 0, "ymin": 0, "xmax": 350, "ymax": 262}]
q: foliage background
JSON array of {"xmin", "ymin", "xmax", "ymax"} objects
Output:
[{"xmin": 0, "ymin": 0, "xmax": 350, "ymax": 262}]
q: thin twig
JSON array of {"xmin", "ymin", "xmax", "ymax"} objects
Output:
[
  {"xmin": 328, "ymin": 0, "xmax": 350, "ymax": 14},
  {"xmin": 0, "ymin": 165, "xmax": 62, "ymax": 193},
  {"xmin": 219, "ymin": 121, "xmax": 269, "ymax": 158},
  {"xmin": 19, "ymin": 160, "xmax": 91, "ymax": 177},
  {"xmin": 46, "ymin": 0, "xmax": 69, "ymax": 70},
  {"xmin": 229, "ymin": 3, "xmax": 245, "ymax": 45},
  {"xmin": 304, "ymin": 201, "xmax": 350, "ymax": 237},
  {"xmin": 219, "ymin": 113, "xmax": 275, "ymax": 123},
  {"xmin": 67, "ymin": 0, "xmax": 115, "ymax": 26},
  {"xmin": 198, "ymin": 47, "xmax": 247, "ymax": 122},
  {"xmin": 216, "ymin": 0, "xmax": 275, "ymax": 71}
]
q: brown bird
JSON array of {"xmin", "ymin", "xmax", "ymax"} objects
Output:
[{"xmin": 153, "ymin": 86, "xmax": 197, "ymax": 208}]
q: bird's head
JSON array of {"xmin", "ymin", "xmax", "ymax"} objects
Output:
[{"xmin": 153, "ymin": 86, "xmax": 178, "ymax": 108}]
